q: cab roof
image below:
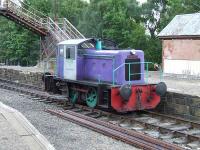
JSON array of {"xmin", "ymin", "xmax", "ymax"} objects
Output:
[{"xmin": 58, "ymin": 38, "xmax": 92, "ymax": 45}]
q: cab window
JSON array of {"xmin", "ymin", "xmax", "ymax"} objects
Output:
[
  {"xmin": 58, "ymin": 45, "xmax": 64, "ymax": 57},
  {"xmin": 65, "ymin": 46, "xmax": 75, "ymax": 60}
]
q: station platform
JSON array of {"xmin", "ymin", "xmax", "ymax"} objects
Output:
[
  {"xmin": 148, "ymin": 71, "xmax": 200, "ymax": 97},
  {"xmin": 0, "ymin": 102, "xmax": 55, "ymax": 150}
]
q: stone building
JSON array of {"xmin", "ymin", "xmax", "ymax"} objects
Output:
[{"xmin": 158, "ymin": 13, "xmax": 200, "ymax": 77}]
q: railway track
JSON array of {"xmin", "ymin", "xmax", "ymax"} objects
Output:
[
  {"xmin": 45, "ymin": 109, "xmax": 182, "ymax": 150},
  {"xmin": 0, "ymin": 79, "xmax": 200, "ymax": 149}
]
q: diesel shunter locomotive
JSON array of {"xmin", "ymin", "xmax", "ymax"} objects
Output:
[{"xmin": 44, "ymin": 38, "xmax": 167, "ymax": 112}]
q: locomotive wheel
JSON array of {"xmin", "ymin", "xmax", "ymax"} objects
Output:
[
  {"xmin": 69, "ymin": 90, "xmax": 78, "ymax": 104},
  {"xmin": 86, "ymin": 87, "xmax": 97, "ymax": 108}
]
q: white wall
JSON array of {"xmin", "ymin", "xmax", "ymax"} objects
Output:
[{"xmin": 164, "ymin": 59, "xmax": 200, "ymax": 76}]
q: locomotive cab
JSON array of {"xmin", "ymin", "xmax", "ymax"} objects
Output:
[
  {"xmin": 57, "ymin": 39, "xmax": 98, "ymax": 80},
  {"xmin": 57, "ymin": 40, "xmax": 79, "ymax": 80}
]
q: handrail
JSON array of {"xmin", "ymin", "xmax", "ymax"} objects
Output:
[
  {"xmin": 112, "ymin": 62, "xmax": 161, "ymax": 85},
  {"xmin": 18, "ymin": 0, "xmax": 48, "ymax": 18},
  {"xmin": 63, "ymin": 18, "xmax": 86, "ymax": 39},
  {"xmin": 47, "ymin": 17, "xmax": 70, "ymax": 40}
]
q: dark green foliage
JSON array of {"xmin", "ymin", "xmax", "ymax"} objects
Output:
[{"xmin": 0, "ymin": 17, "xmax": 39, "ymax": 66}]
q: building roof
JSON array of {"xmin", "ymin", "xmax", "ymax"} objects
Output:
[
  {"xmin": 158, "ymin": 13, "xmax": 200, "ymax": 39},
  {"xmin": 58, "ymin": 39, "xmax": 89, "ymax": 45}
]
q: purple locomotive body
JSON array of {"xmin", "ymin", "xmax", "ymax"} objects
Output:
[
  {"xmin": 56, "ymin": 38, "xmax": 145, "ymax": 85},
  {"xmin": 44, "ymin": 38, "xmax": 166, "ymax": 112},
  {"xmin": 77, "ymin": 50, "xmax": 145, "ymax": 85}
]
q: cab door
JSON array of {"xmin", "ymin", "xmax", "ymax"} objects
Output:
[
  {"xmin": 64, "ymin": 45, "xmax": 77, "ymax": 80},
  {"xmin": 57, "ymin": 45, "xmax": 64, "ymax": 78}
]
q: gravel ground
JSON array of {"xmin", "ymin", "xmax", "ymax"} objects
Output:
[{"xmin": 0, "ymin": 88, "xmax": 138, "ymax": 150}]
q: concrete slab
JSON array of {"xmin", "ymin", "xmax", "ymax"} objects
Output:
[
  {"xmin": 0, "ymin": 102, "xmax": 55, "ymax": 150},
  {"xmin": 0, "ymin": 118, "xmax": 30, "ymax": 150},
  {"xmin": 148, "ymin": 71, "xmax": 200, "ymax": 97},
  {"xmin": 21, "ymin": 136, "xmax": 50, "ymax": 150}
]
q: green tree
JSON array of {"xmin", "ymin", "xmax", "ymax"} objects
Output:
[
  {"xmin": 78, "ymin": 0, "xmax": 146, "ymax": 49},
  {"xmin": 159, "ymin": 0, "xmax": 200, "ymax": 32},
  {"xmin": 142, "ymin": 0, "xmax": 167, "ymax": 38},
  {"xmin": 0, "ymin": 17, "xmax": 39, "ymax": 66},
  {"xmin": 3, "ymin": 0, "xmax": 199, "ymax": 67}
]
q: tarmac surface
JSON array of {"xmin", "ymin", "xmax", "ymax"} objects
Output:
[{"xmin": 0, "ymin": 101, "xmax": 55, "ymax": 150}]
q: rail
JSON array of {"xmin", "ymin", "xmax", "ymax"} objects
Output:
[{"xmin": 45, "ymin": 109, "xmax": 183, "ymax": 150}]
